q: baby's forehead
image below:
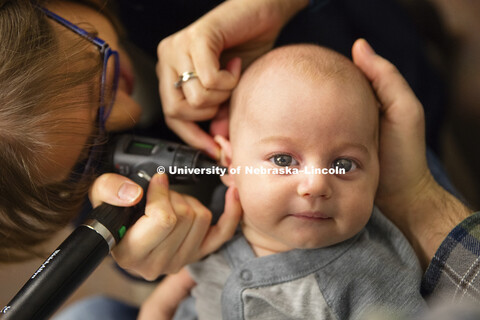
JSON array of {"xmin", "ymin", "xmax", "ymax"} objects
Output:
[
  {"xmin": 229, "ymin": 45, "xmax": 379, "ymax": 147},
  {"xmin": 232, "ymin": 44, "xmax": 376, "ymax": 116}
]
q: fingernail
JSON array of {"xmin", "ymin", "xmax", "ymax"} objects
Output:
[
  {"xmin": 209, "ymin": 146, "xmax": 221, "ymax": 161},
  {"xmin": 154, "ymin": 172, "xmax": 169, "ymax": 185},
  {"xmin": 118, "ymin": 182, "xmax": 142, "ymax": 202},
  {"xmin": 361, "ymin": 39, "xmax": 375, "ymax": 55}
]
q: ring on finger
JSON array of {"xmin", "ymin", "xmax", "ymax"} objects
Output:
[{"xmin": 174, "ymin": 71, "xmax": 198, "ymax": 88}]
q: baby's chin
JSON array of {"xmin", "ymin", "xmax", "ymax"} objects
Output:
[
  {"xmin": 282, "ymin": 235, "xmax": 350, "ymax": 251},
  {"xmin": 245, "ymin": 230, "xmax": 353, "ymax": 257}
]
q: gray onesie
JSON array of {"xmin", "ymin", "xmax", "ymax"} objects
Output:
[{"xmin": 178, "ymin": 207, "xmax": 427, "ymax": 320}]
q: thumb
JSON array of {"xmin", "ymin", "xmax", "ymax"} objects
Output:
[{"xmin": 89, "ymin": 173, "xmax": 144, "ymax": 208}]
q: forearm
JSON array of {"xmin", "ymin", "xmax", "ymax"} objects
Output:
[{"xmin": 377, "ymin": 174, "xmax": 472, "ymax": 270}]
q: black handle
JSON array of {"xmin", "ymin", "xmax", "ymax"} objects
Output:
[{"xmin": 1, "ymin": 226, "xmax": 109, "ymax": 320}]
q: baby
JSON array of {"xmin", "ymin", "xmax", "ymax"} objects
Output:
[{"xmin": 147, "ymin": 44, "xmax": 427, "ymax": 320}]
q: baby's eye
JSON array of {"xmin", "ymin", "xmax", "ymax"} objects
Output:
[
  {"xmin": 269, "ymin": 154, "xmax": 298, "ymax": 167},
  {"xmin": 331, "ymin": 158, "xmax": 357, "ymax": 172}
]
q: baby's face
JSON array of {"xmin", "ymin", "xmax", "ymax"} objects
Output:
[{"xmin": 230, "ymin": 66, "xmax": 379, "ymax": 255}]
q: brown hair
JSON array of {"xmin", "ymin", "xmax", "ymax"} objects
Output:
[{"xmin": 0, "ymin": 0, "xmax": 103, "ymax": 262}]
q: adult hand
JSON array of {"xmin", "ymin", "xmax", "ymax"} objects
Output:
[
  {"xmin": 89, "ymin": 173, "xmax": 242, "ymax": 279},
  {"xmin": 157, "ymin": 0, "xmax": 308, "ymax": 159},
  {"xmin": 352, "ymin": 39, "xmax": 472, "ymax": 268}
]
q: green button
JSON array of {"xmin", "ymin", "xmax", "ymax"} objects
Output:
[{"xmin": 118, "ymin": 226, "xmax": 127, "ymax": 239}]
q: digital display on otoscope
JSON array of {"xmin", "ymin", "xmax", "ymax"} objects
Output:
[{"xmin": 126, "ymin": 141, "xmax": 155, "ymax": 155}]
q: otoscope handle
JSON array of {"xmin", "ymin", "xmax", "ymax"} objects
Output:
[
  {"xmin": 0, "ymin": 170, "xmax": 149, "ymax": 320},
  {"xmin": 0, "ymin": 225, "xmax": 110, "ymax": 320}
]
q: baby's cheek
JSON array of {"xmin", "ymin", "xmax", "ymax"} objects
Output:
[
  {"xmin": 352, "ymin": 201, "xmax": 373, "ymax": 231},
  {"xmin": 337, "ymin": 190, "xmax": 374, "ymax": 236}
]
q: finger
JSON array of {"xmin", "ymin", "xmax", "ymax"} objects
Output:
[
  {"xmin": 166, "ymin": 117, "xmax": 221, "ymax": 160},
  {"xmin": 181, "ymin": 81, "xmax": 232, "ymax": 111},
  {"xmin": 209, "ymin": 103, "xmax": 229, "ymax": 138},
  {"xmin": 351, "ymin": 39, "xmax": 424, "ymax": 123},
  {"xmin": 161, "ymin": 63, "xmax": 225, "ymax": 121},
  {"xmin": 163, "ymin": 191, "xmax": 196, "ymax": 251},
  {"xmin": 113, "ymin": 173, "xmax": 177, "ymax": 265},
  {"xmin": 88, "ymin": 173, "xmax": 143, "ymax": 208},
  {"xmin": 351, "ymin": 38, "xmax": 426, "ymax": 150},
  {"xmin": 174, "ymin": 195, "xmax": 212, "ymax": 263},
  {"xmin": 159, "ymin": 64, "xmax": 189, "ymax": 116},
  {"xmin": 165, "ymin": 98, "xmax": 220, "ymax": 121},
  {"xmin": 199, "ymin": 186, "xmax": 242, "ymax": 257},
  {"xmin": 169, "ymin": 55, "xmax": 232, "ymax": 116},
  {"xmin": 144, "ymin": 191, "xmax": 200, "ymax": 274},
  {"xmin": 173, "ymin": 56, "xmax": 232, "ymax": 113},
  {"xmin": 192, "ymin": 40, "xmax": 241, "ymax": 90}
]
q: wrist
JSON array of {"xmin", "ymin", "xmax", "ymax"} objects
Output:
[{"xmin": 377, "ymin": 173, "xmax": 472, "ymax": 269}]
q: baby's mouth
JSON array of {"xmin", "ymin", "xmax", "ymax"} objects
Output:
[{"xmin": 290, "ymin": 211, "xmax": 332, "ymax": 220}]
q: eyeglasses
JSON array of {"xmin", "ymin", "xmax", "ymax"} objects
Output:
[
  {"xmin": 40, "ymin": 6, "xmax": 119, "ymax": 132},
  {"xmin": 40, "ymin": 6, "xmax": 120, "ymax": 176}
]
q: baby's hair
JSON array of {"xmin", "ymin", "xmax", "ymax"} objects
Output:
[{"xmin": 0, "ymin": 0, "xmax": 103, "ymax": 262}]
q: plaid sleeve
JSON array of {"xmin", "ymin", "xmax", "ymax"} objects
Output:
[{"xmin": 421, "ymin": 211, "xmax": 480, "ymax": 303}]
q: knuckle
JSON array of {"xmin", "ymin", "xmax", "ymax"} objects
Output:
[
  {"xmin": 186, "ymin": 25, "xmax": 201, "ymax": 40},
  {"xmin": 146, "ymin": 205, "xmax": 178, "ymax": 230},
  {"xmin": 382, "ymin": 62, "xmax": 399, "ymax": 77},
  {"xmin": 164, "ymin": 116, "xmax": 175, "ymax": 129},
  {"xmin": 157, "ymin": 37, "xmax": 171, "ymax": 56},
  {"xmin": 92, "ymin": 173, "xmax": 112, "ymax": 190},
  {"xmin": 201, "ymin": 73, "xmax": 217, "ymax": 88},
  {"xmin": 177, "ymin": 204, "xmax": 195, "ymax": 220},
  {"xmin": 170, "ymin": 264, "xmax": 183, "ymax": 274},
  {"xmin": 114, "ymin": 254, "xmax": 137, "ymax": 271},
  {"xmin": 188, "ymin": 91, "xmax": 208, "ymax": 108},
  {"xmin": 164, "ymin": 105, "xmax": 183, "ymax": 118},
  {"xmin": 198, "ymin": 209, "xmax": 212, "ymax": 225},
  {"xmin": 141, "ymin": 268, "xmax": 162, "ymax": 281},
  {"xmin": 183, "ymin": 195, "xmax": 211, "ymax": 222},
  {"xmin": 159, "ymin": 211, "xmax": 178, "ymax": 230},
  {"xmin": 162, "ymin": 262, "xmax": 182, "ymax": 275}
]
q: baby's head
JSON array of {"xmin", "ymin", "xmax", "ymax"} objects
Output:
[{"xmin": 218, "ymin": 44, "xmax": 379, "ymax": 256}]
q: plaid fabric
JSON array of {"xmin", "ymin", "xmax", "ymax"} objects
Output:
[{"xmin": 421, "ymin": 211, "xmax": 480, "ymax": 304}]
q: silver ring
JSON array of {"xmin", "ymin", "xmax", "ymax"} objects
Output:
[{"xmin": 174, "ymin": 71, "xmax": 198, "ymax": 88}]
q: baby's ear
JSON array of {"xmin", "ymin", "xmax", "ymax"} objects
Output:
[
  {"xmin": 214, "ymin": 135, "xmax": 232, "ymax": 167},
  {"xmin": 214, "ymin": 135, "xmax": 234, "ymax": 186}
]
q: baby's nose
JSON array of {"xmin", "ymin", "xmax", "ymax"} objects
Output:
[{"xmin": 296, "ymin": 171, "xmax": 332, "ymax": 199}]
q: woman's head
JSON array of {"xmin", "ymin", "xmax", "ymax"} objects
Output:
[{"xmin": 0, "ymin": 0, "xmax": 139, "ymax": 262}]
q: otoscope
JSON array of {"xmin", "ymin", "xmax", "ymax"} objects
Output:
[{"xmin": 0, "ymin": 135, "xmax": 222, "ymax": 320}]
